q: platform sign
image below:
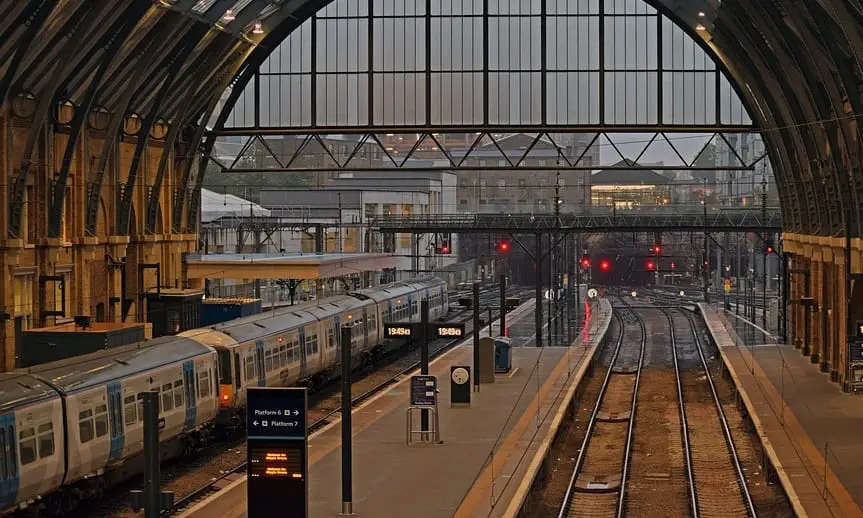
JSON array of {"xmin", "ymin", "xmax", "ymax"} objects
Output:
[
  {"xmin": 850, "ymin": 341, "xmax": 863, "ymax": 363},
  {"xmin": 384, "ymin": 323, "xmax": 413, "ymax": 339},
  {"xmin": 433, "ymin": 323, "xmax": 465, "ymax": 339},
  {"xmin": 410, "ymin": 375, "xmax": 437, "ymax": 406},
  {"xmin": 247, "ymin": 387, "xmax": 308, "ymax": 518}
]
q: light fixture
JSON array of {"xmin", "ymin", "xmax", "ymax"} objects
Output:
[
  {"xmin": 223, "ymin": 8, "xmax": 235, "ymax": 21},
  {"xmin": 696, "ymin": 23, "xmax": 706, "ymax": 31},
  {"xmin": 698, "ymin": 11, "xmax": 705, "ymax": 17},
  {"xmin": 252, "ymin": 22, "xmax": 264, "ymax": 34}
]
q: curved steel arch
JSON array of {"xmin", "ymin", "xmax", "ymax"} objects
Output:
[{"xmin": 203, "ymin": 0, "xmax": 863, "ymax": 239}]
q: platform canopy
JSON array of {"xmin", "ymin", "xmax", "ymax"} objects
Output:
[{"xmin": 185, "ymin": 252, "xmax": 397, "ymax": 280}]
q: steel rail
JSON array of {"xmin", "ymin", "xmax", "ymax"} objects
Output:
[{"xmin": 680, "ymin": 308, "xmax": 758, "ymax": 517}]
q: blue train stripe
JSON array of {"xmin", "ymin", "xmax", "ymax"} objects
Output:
[
  {"xmin": 107, "ymin": 382, "xmax": 124, "ymax": 462},
  {"xmin": 182, "ymin": 361, "xmax": 197, "ymax": 433}
]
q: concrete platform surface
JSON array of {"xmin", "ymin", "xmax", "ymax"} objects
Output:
[
  {"xmin": 698, "ymin": 303, "xmax": 863, "ymax": 518},
  {"xmin": 181, "ymin": 299, "xmax": 612, "ymax": 518}
]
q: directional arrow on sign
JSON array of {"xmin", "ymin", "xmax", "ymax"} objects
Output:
[
  {"xmin": 293, "ymin": 410, "xmax": 299, "ymax": 416},
  {"xmin": 253, "ymin": 421, "xmax": 259, "ymax": 426}
]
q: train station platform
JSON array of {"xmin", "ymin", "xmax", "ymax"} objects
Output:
[
  {"xmin": 181, "ymin": 298, "xmax": 613, "ymax": 518},
  {"xmin": 698, "ymin": 303, "xmax": 863, "ymax": 518},
  {"xmin": 184, "ymin": 252, "xmax": 396, "ymax": 280}
]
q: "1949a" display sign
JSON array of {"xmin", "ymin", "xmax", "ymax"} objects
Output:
[
  {"xmin": 433, "ymin": 324, "xmax": 465, "ymax": 338},
  {"xmin": 384, "ymin": 324, "xmax": 413, "ymax": 338}
]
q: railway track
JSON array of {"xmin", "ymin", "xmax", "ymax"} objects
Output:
[
  {"xmin": 668, "ymin": 308, "xmax": 756, "ymax": 517},
  {"xmin": 558, "ymin": 302, "xmax": 646, "ymax": 517},
  {"xmin": 558, "ymin": 297, "xmax": 756, "ymax": 517}
]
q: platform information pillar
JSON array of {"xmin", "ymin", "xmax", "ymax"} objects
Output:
[{"xmin": 246, "ymin": 387, "xmax": 309, "ymax": 518}]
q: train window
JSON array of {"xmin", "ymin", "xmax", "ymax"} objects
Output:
[
  {"xmin": 79, "ymin": 409, "xmax": 95, "ymax": 443},
  {"xmin": 18, "ymin": 428, "xmax": 35, "ymax": 465},
  {"xmin": 124, "ymin": 395, "xmax": 138, "ymax": 426},
  {"xmin": 198, "ymin": 370, "xmax": 211, "ymax": 398},
  {"xmin": 327, "ymin": 328, "xmax": 334, "ymax": 349},
  {"xmin": 7, "ymin": 426, "xmax": 15, "ymax": 478},
  {"xmin": 94, "ymin": 404, "xmax": 108, "ymax": 438},
  {"xmin": 137, "ymin": 393, "xmax": 145, "ymax": 422},
  {"xmin": 218, "ymin": 350, "xmax": 232, "ymax": 384},
  {"xmin": 37, "ymin": 423, "xmax": 53, "ymax": 458},
  {"xmin": 264, "ymin": 350, "xmax": 273, "ymax": 373},
  {"xmin": 161, "ymin": 384, "xmax": 173, "ymax": 412},
  {"xmin": 173, "ymin": 380, "xmax": 184, "ymax": 408}
]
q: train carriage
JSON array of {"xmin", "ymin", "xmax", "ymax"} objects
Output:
[
  {"xmin": 0, "ymin": 374, "xmax": 63, "ymax": 512},
  {"xmin": 28, "ymin": 338, "xmax": 218, "ymax": 486}
]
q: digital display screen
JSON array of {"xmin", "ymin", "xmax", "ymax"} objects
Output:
[
  {"xmin": 436, "ymin": 326, "xmax": 464, "ymax": 337},
  {"xmin": 434, "ymin": 323, "xmax": 465, "ymax": 339},
  {"xmin": 385, "ymin": 325, "xmax": 412, "ymax": 338},
  {"xmin": 250, "ymin": 447, "xmax": 304, "ymax": 479}
]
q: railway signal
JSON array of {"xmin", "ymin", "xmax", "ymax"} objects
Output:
[
  {"xmin": 646, "ymin": 260, "xmax": 656, "ymax": 271},
  {"xmin": 599, "ymin": 259, "xmax": 611, "ymax": 272},
  {"xmin": 580, "ymin": 255, "xmax": 591, "ymax": 268},
  {"xmin": 497, "ymin": 240, "xmax": 510, "ymax": 253},
  {"xmin": 652, "ymin": 244, "xmax": 662, "ymax": 255}
]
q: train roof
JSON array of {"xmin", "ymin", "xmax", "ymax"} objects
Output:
[
  {"xmin": 25, "ymin": 336, "xmax": 213, "ymax": 394},
  {"xmin": 0, "ymin": 373, "xmax": 59, "ymax": 413}
]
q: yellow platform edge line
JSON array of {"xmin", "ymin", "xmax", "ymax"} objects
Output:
[
  {"xmin": 502, "ymin": 304, "xmax": 613, "ymax": 518},
  {"xmin": 455, "ymin": 301, "xmax": 612, "ymax": 518}
]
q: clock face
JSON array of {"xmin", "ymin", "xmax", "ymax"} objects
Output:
[{"xmin": 452, "ymin": 367, "xmax": 469, "ymax": 385}]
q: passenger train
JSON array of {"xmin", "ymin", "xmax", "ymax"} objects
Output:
[{"xmin": 0, "ymin": 276, "xmax": 448, "ymax": 515}]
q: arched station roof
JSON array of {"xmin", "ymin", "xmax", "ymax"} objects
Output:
[{"xmin": 2, "ymin": 0, "xmax": 862, "ymax": 238}]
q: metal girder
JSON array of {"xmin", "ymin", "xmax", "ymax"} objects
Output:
[
  {"xmin": 146, "ymin": 34, "xmax": 235, "ymax": 234},
  {"xmin": 84, "ymin": 22, "xmax": 180, "ymax": 236},
  {"xmin": 747, "ymin": 2, "xmax": 847, "ymax": 237},
  {"xmin": 7, "ymin": 1, "xmax": 109, "ymax": 239},
  {"xmin": 798, "ymin": 1, "xmax": 863, "ymax": 237},
  {"xmin": 368, "ymin": 211, "xmax": 783, "ymax": 234},
  {"xmin": 48, "ymin": 5, "xmax": 149, "ymax": 238},
  {"xmin": 0, "ymin": 0, "xmax": 56, "ymax": 106},
  {"xmin": 117, "ymin": 29, "xmax": 204, "ymax": 236},
  {"xmin": 715, "ymin": 7, "xmax": 821, "ymax": 234}
]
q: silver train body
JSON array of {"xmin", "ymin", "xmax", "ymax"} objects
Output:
[{"xmin": 0, "ymin": 277, "xmax": 447, "ymax": 514}]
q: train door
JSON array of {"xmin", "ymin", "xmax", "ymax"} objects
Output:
[
  {"xmin": 255, "ymin": 341, "xmax": 266, "ymax": 387},
  {"xmin": 407, "ymin": 294, "xmax": 414, "ymax": 322},
  {"xmin": 298, "ymin": 327, "xmax": 308, "ymax": 378},
  {"xmin": 361, "ymin": 308, "xmax": 369, "ymax": 349},
  {"xmin": 182, "ymin": 361, "xmax": 197, "ymax": 432},
  {"xmin": 0, "ymin": 413, "xmax": 18, "ymax": 509},
  {"xmin": 386, "ymin": 300, "xmax": 393, "ymax": 324},
  {"xmin": 106, "ymin": 382, "xmax": 125, "ymax": 462}
]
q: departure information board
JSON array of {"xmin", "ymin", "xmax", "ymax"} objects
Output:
[{"xmin": 247, "ymin": 387, "xmax": 308, "ymax": 518}]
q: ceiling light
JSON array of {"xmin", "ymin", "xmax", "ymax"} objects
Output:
[
  {"xmin": 223, "ymin": 8, "xmax": 235, "ymax": 21},
  {"xmin": 696, "ymin": 23, "xmax": 706, "ymax": 31},
  {"xmin": 252, "ymin": 22, "xmax": 264, "ymax": 34},
  {"xmin": 698, "ymin": 11, "xmax": 705, "ymax": 17}
]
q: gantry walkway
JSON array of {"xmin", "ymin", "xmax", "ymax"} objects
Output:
[{"xmin": 369, "ymin": 210, "xmax": 782, "ymax": 234}]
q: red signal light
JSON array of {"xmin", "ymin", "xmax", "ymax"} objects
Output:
[
  {"xmin": 497, "ymin": 240, "xmax": 510, "ymax": 253},
  {"xmin": 646, "ymin": 260, "xmax": 656, "ymax": 271},
  {"xmin": 670, "ymin": 262, "xmax": 676, "ymax": 270},
  {"xmin": 441, "ymin": 245, "xmax": 450, "ymax": 254},
  {"xmin": 766, "ymin": 246, "xmax": 774, "ymax": 254},
  {"xmin": 580, "ymin": 255, "xmax": 591, "ymax": 268},
  {"xmin": 599, "ymin": 259, "xmax": 611, "ymax": 272},
  {"xmin": 652, "ymin": 244, "xmax": 662, "ymax": 254}
]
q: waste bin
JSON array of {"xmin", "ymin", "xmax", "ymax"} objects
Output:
[{"xmin": 494, "ymin": 336, "xmax": 512, "ymax": 373}]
